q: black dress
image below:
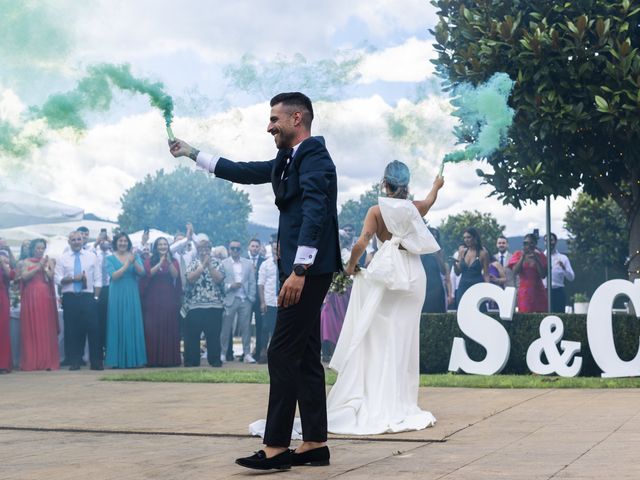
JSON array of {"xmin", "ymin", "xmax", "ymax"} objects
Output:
[
  {"xmin": 455, "ymin": 249, "xmax": 484, "ymax": 309},
  {"xmin": 421, "ymin": 254, "xmax": 446, "ymax": 313}
]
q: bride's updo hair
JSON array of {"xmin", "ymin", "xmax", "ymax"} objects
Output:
[{"xmin": 383, "ymin": 160, "xmax": 410, "ymax": 199}]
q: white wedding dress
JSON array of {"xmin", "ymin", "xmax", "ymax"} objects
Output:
[
  {"xmin": 326, "ymin": 196, "xmax": 439, "ymax": 434},
  {"xmin": 248, "ymin": 197, "xmax": 439, "ymax": 439}
]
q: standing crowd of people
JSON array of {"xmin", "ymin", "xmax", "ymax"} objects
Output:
[
  {"xmin": 0, "ymin": 224, "xmax": 281, "ymax": 373},
  {"xmin": 0, "ymin": 221, "xmax": 576, "ymax": 374}
]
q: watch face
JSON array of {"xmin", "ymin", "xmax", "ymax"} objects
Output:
[{"xmin": 294, "ymin": 265, "xmax": 306, "ymax": 276}]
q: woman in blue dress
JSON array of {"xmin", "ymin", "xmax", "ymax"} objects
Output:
[{"xmin": 105, "ymin": 232, "xmax": 147, "ymax": 368}]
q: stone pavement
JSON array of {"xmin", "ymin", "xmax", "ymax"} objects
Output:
[{"xmin": 1, "ymin": 366, "xmax": 640, "ymax": 479}]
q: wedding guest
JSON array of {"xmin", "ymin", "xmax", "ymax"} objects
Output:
[
  {"xmin": 55, "ymin": 231, "xmax": 103, "ymax": 371},
  {"xmin": 544, "ymin": 232, "xmax": 575, "ymax": 313},
  {"xmin": 183, "ymin": 238, "xmax": 225, "ymax": 367},
  {"xmin": 18, "ymin": 239, "xmax": 59, "ymax": 371},
  {"xmin": 212, "ymin": 246, "xmax": 228, "ymax": 261},
  {"xmin": 219, "ymin": 240, "xmax": 257, "ymax": 363},
  {"xmin": 143, "ymin": 237, "xmax": 182, "ymax": 367},
  {"xmin": 170, "ymin": 223, "xmax": 197, "ymax": 288},
  {"xmin": 105, "ymin": 232, "xmax": 147, "ymax": 368},
  {"xmin": 95, "ymin": 234, "xmax": 112, "ymax": 364},
  {"xmin": 494, "ymin": 236, "xmax": 515, "ymax": 288},
  {"xmin": 246, "ymin": 238, "xmax": 266, "ymax": 360},
  {"xmin": 0, "ymin": 238, "xmax": 17, "ymax": 269},
  {"xmin": 508, "ymin": 233, "xmax": 548, "ymax": 313},
  {"xmin": 0, "ymin": 249, "xmax": 15, "ymax": 373},
  {"xmin": 257, "ymin": 240, "xmax": 279, "ymax": 364},
  {"xmin": 320, "ymin": 233, "xmax": 353, "ymax": 362},
  {"xmin": 453, "ymin": 228, "xmax": 490, "ymax": 309},
  {"xmin": 421, "ymin": 227, "xmax": 450, "ymax": 313},
  {"xmin": 488, "ymin": 258, "xmax": 507, "ymax": 288},
  {"xmin": 19, "ymin": 239, "xmax": 30, "ymax": 261}
]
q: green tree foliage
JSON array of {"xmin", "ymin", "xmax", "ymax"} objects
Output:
[
  {"xmin": 432, "ymin": 0, "xmax": 640, "ymax": 279},
  {"xmin": 438, "ymin": 210, "xmax": 505, "ymax": 257},
  {"xmin": 565, "ymin": 192, "xmax": 628, "ymax": 269},
  {"xmin": 118, "ymin": 167, "xmax": 251, "ymax": 245},
  {"xmin": 338, "ymin": 183, "xmax": 382, "ymax": 234}
]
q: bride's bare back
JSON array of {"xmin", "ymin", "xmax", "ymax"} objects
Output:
[{"xmin": 344, "ymin": 176, "xmax": 445, "ymax": 273}]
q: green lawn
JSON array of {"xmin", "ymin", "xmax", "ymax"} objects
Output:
[{"xmin": 101, "ymin": 369, "xmax": 640, "ymax": 388}]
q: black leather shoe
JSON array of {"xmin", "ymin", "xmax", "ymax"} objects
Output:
[
  {"xmin": 290, "ymin": 446, "xmax": 330, "ymax": 466},
  {"xmin": 69, "ymin": 364, "xmax": 80, "ymax": 371},
  {"xmin": 235, "ymin": 449, "xmax": 291, "ymax": 470},
  {"xmin": 90, "ymin": 364, "xmax": 104, "ymax": 371}
]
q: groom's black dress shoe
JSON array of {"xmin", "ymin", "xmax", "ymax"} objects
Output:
[
  {"xmin": 290, "ymin": 446, "xmax": 330, "ymax": 466},
  {"xmin": 235, "ymin": 449, "xmax": 291, "ymax": 470}
]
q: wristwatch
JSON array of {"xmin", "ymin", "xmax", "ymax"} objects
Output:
[{"xmin": 293, "ymin": 264, "xmax": 308, "ymax": 276}]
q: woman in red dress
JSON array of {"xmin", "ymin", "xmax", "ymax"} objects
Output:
[
  {"xmin": 142, "ymin": 237, "xmax": 182, "ymax": 367},
  {"xmin": 19, "ymin": 239, "xmax": 59, "ymax": 371},
  {"xmin": 508, "ymin": 233, "xmax": 548, "ymax": 313},
  {"xmin": 0, "ymin": 248, "xmax": 15, "ymax": 372}
]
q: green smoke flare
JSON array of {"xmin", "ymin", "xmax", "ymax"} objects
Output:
[
  {"xmin": 0, "ymin": 63, "xmax": 174, "ymax": 157},
  {"xmin": 442, "ymin": 72, "xmax": 515, "ymax": 169},
  {"xmin": 34, "ymin": 63, "xmax": 174, "ymax": 129}
]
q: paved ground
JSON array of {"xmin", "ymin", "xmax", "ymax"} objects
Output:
[{"xmin": 1, "ymin": 365, "xmax": 640, "ymax": 479}]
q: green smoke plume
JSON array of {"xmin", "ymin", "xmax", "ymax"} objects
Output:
[
  {"xmin": 34, "ymin": 63, "xmax": 174, "ymax": 129},
  {"xmin": 0, "ymin": 63, "xmax": 173, "ymax": 157},
  {"xmin": 443, "ymin": 72, "xmax": 515, "ymax": 165}
]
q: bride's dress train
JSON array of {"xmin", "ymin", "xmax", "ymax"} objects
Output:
[
  {"xmin": 249, "ymin": 197, "xmax": 439, "ymax": 438},
  {"xmin": 326, "ymin": 197, "xmax": 438, "ymax": 434}
]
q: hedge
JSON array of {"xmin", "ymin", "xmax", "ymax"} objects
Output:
[{"xmin": 419, "ymin": 313, "xmax": 640, "ymax": 377}]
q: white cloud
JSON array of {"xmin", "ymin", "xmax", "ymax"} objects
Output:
[
  {"xmin": 357, "ymin": 38, "xmax": 436, "ymax": 84},
  {"xmin": 1, "ymin": 1, "xmax": 574, "ymax": 239},
  {"xmin": 0, "ymin": 88, "xmax": 25, "ymax": 124},
  {"xmin": 4, "ymin": 92, "xmax": 573, "ymax": 238}
]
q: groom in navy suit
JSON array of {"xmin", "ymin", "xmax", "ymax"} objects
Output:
[{"xmin": 170, "ymin": 92, "xmax": 341, "ymax": 470}]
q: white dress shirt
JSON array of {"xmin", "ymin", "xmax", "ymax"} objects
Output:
[
  {"xmin": 258, "ymin": 258, "xmax": 278, "ymax": 307},
  {"xmin": 231, "ymin": 258, "xmax": 247, "ymax": 300},
  {"xmin": 55, "ymin": 248, "xmax": 102, "ymax": 294},
  {"xmin": 171, "ymin": 237, "xmax": 196, "ymax": 288},
  {"xmin": 195, "ymin": 142, "xmax": 317, "ymax": 266},
  {"xmin": 543, "ymin": 250, "xmax": 575, "ymax": 288},
  {"xmin": 95, "ymin": 248, "xmax": 112, "ymax": 287}
]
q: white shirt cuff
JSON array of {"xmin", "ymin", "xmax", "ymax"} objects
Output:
[
  {"xmin": 195, "ymin": 151, "xmax": 219, "ymax": 173},
  {"xmin": 295, "ymin": 246, "xmax": 317, "ymax": 265}
]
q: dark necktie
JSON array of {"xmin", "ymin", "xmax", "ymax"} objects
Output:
[
  {"xmin": 278, "ymin": 148, "xmax": 294, "ymax": 180},
  {"xmin": 500, "ymin": 254, "xmax": 504, "ymax": 266}
]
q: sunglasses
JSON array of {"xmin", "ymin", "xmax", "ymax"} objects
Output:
[{"xmin": 229, "ymin": 246, "xmax": 241, "ymax": 251}]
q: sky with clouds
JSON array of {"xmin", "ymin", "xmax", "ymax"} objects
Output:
[{"xmin": 0, "ymin": 0, "xmax": 576, "ymax": 237}]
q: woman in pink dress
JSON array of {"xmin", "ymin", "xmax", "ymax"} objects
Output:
[
  {"xmin": 19, "ymin": 239, "xmax": 59, "ymax": 371},
  {"xmin": 0, "ymin": 248, "xmax": 15, "ymax": 372},
  {"xmin": 508, "ymin": 233, "xmax": 547, "ymax": 313},
  {"xmin": 142, "ymin": 237, "xmax": 182, "ymax": 367}
]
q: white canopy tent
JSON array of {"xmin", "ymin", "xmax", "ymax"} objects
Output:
[{"xmin": 0, "ymin": 189, "xmax": 84, "ymax": 228}]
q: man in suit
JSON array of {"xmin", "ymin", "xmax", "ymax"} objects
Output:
[
  {"xmin": 219, "ymin": 240, "xmax": 257, "ymax": 363},
  {"xmin": 170, "ymin": 92, "xmax": 341, "ymax": 470},
  {"xmin": 495, "ymin": 236, "xmax": 515, "ymax": 288},
  {"xmin": 246, "ymin": 238, "xmax": 267, "ymax": 360}
]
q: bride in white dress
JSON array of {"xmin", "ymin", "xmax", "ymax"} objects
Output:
[
  {"xmin": 327, "ymin": 160, "xmax": 444, "ymax": 435},
  {"xmin": 249, "ymin": 161, "xmax": 444, "ymax": 439}
]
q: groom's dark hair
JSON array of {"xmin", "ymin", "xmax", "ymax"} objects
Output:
[{"xmin": 270, "ymin": 92, "xmax": 314, "ymax": 128}]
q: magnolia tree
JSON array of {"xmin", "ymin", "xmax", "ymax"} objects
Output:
[{"xmin": 432, "ymin": 0, "xmax": 640, "ymax": 279}]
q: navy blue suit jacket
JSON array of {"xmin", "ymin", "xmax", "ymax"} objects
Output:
[{"xmin": 214, "ymin": 136, "xmax": 341, "ymax": 277}]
